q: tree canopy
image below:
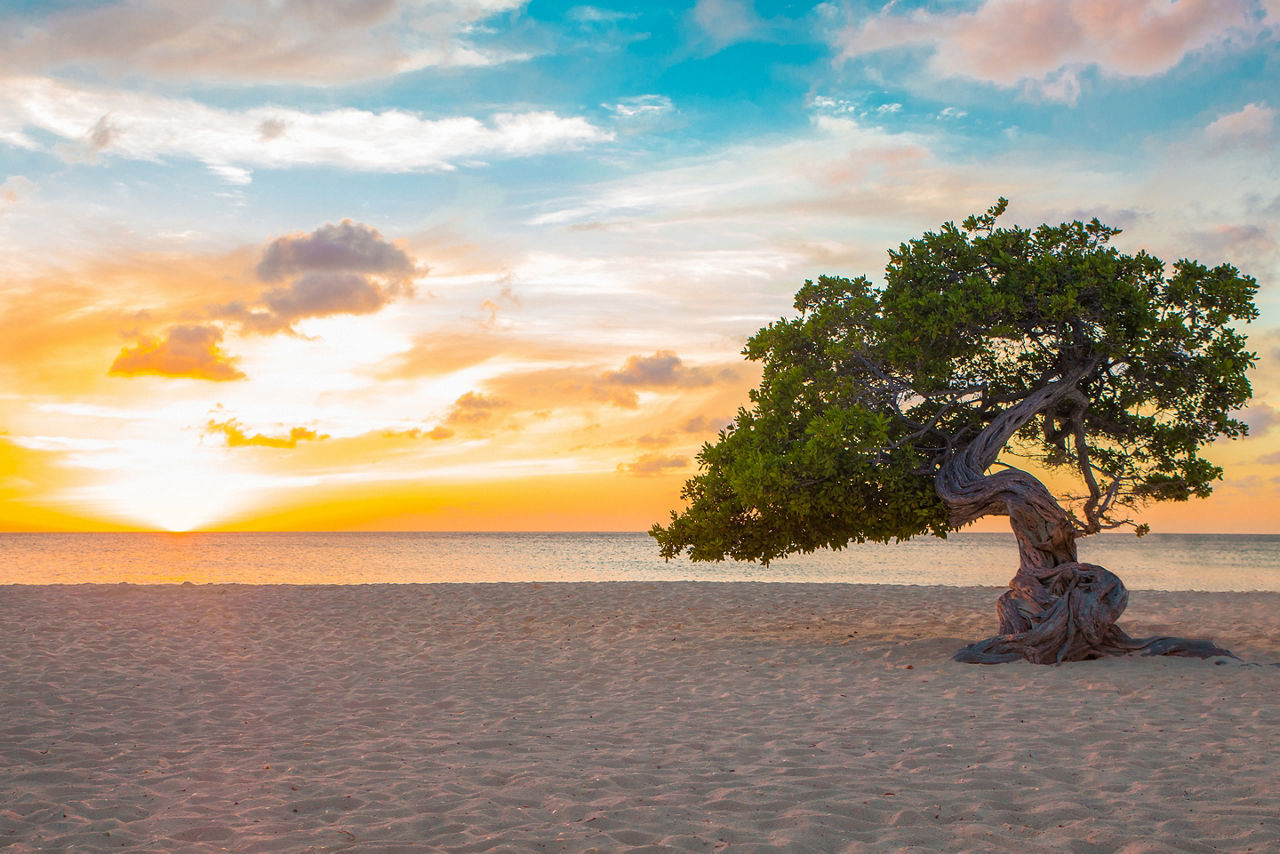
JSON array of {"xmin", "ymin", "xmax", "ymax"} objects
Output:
[{"xmin": 652, "ymin": 200, "xmax": 1258, "ymax": 566}]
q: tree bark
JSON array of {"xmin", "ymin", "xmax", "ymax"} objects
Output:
[{"xmin": 936, "ymin": 373, "xmax": 1235, "ymax": 665}]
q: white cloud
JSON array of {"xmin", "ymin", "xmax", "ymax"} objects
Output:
[
  {"xmin": 604, "ymin": 95, "xmax": 675, "ymax": 119},
  {"xmin": 0, "ymin": 0, "xmax": 529, "ymax": 85},
  {"xmin": 206, "ymin": 163, "xmax": 254, "ymax": 185},
  {"xmin": 0, "ymin": 77, "xmax": 613, "ymax": 176},
  {"xmin": 810, "ymin": 96, "xmax": 857, "ymax": 115}
]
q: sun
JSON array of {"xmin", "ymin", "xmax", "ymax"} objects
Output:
[{"xmin": 72, "ymin": 458, "xmax": 273, "ymax": 532}]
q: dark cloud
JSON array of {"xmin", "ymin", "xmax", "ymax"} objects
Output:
[
  {"xmin": 445, "ymin": 391, "xmax": 506, "ymax": 425},
  {"xmin": 604, "ymin": 350, "xmax": 713, "ymax": 388},
  {"xmin": 211, "ymin": 220, "xmax": 420, "ymax": 336},
  {"xmin": 109, "ymin": 324, "xmax": 244, "ymax": 381},
  {"xmin": 1178, "ymin": 223, "xmax": 1276, "ymax": 270},
  {"xmin": 256, "ymin": 220, "xmax": 415, "ymax": 282},
  {"xmin": 1242, "ymin": 402, "xmax": 1280, "ymax": 436},
  {"xmin": 258, "ymin": 118, "xmax": 288, "ymax": 141},
  {"xmin": 206, "ymin": 301, "xmax": 290, "ymax": 336},
  {"xmin": 88, "ymin": 114, "xmax": 114, "ymax": 149},
  {"xmin": 1258, "ymin": 450, "xmax": 1280, "ymax": 466},
  {"xmin": 205, "ymin": 419, "xmax": 328, "ymax": 448},
  {"xmin": 264, "ymin": 271, "xmax": 397, "ymax": 322},
  {"xmin": 617, "ymin": 453, "xmax": 689, "ymax": 476},
  {"xmin": 680, "ymin": 413, "xmax": 731, "ymax": 434},
  {"xmin": 632, "ymin": 412, "xmax": 733, "ymax": 450},
  {"xmin": 56, "ymin": 114, "xmax": 118, "ymax": 163}
]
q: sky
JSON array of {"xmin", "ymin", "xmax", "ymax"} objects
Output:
[{"xmin": 0, "ymin": 0, "xmax": 1278, "ymax": 534}]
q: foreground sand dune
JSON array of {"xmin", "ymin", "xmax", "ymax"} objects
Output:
[{"xmin": 1, "ymin": 582, "xmax": 1277, "ymax": 852}]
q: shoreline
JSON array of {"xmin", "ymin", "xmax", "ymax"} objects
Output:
[{"xmin": 3, "ymin": 582, "xmax": 1277, "ymax": 850}]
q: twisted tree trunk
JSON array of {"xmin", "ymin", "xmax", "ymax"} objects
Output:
[{"xmin": 938, "ymin": 373, "xmax": 1235, "ymax": 665}]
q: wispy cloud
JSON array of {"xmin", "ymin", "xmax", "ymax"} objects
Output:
[
  {"xmin": 0, "ymin": 0, "xmax": 528, "ymax": 84},
  {"xmin": 604, "ymin": 95, "xmax": 675, "ymax": 119},
  {"xmin": 568, "ymin": 6, "xmax": 639, "ymax": 25},
  {"xmin": 0, "ymin": 77, "xmax": 613, "ymax": 180},
  {"xmin": 691, "ymin": 0, "xmax": 762, "ymax": 50}
]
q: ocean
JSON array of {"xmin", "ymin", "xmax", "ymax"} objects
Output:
[{"xmin": 1, "ymin": 531, "xmax": 1277, "ymax": 591}]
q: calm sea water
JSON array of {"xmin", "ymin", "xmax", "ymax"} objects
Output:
[{"xmin": 1, "ymin": 532, "xmax": 1277, "ymax": 591}]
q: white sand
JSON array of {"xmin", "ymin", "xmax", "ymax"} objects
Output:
[{"xmin": 1, "ymin": 582, "xmax": 1277, "ymax": 852}]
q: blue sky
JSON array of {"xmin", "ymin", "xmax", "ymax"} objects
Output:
[{"xmin": 1, "ymin": 0, "xmax": 1279, "ymax": 531}]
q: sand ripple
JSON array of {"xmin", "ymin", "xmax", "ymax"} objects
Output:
[{"xmin": 1, "ymin": 582, "xmax": 1277, "ymax": 852}]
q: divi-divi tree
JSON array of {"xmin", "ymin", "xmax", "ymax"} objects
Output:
[{"xmin": 652, "ymin": 201, "xmax": 1257, "ymax": 664}]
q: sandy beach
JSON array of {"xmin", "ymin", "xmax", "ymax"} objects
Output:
[{"xmin": 1, "ymin": 582, "xmax": 1277, "ymax": 852}]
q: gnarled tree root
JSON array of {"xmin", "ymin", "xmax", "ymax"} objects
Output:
[{"xmin": 953, "ymin": 561, "xmax": 1236, "ymax": 665}]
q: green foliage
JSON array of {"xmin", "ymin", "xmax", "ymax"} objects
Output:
[{"xmin": 653, "ymin": 200, "xmax": 1258, "ymax": 563}]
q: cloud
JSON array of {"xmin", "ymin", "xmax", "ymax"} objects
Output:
[
  {"xmin": 568, "ymin": 6, "xmax": 638, "ymax": 24},
  {"xmin": 109, "ymin": 324, "xmax": 245, "ymax": 381},
  {"xmin": 381, "ymin": 333, "xmax": 515, "ymax": 379},
  {"xmin": 635, "ymin": 412, "xmax": 731, "ymax": 449},
  {"xmin": 1205, "ymin": 102, "xmax": 1278, "ymax": 150},
  {"xmin": 604, "ymin": 95, "xmax": 675, "ymax": 119},
  {"xmin": 0, "ymin": 77, "xmax": 613, "ymax": 180},
  {"xmin": 214, "ymin": 220, "xmax": 419, "ymax": 335},
  {"xmin": 463, "ymin": 351, "xmax": 741, "ymax": 419},
  {"xmin": 836, "ymin": 0, "xmax": 1265, "ymax": 102},
  {"xmin": 1178, "ymin": 223, "xmax": 1275, "ymax": 265},
  {"xmin": 474, "ymin": 351, "xmax": 722, "ymax": 413},
  {"xmin": 1, "ymin": 175, "xmax": 33, "ymax": 210},
  {"xmin": 265, "ymin": 272, "xmax": 398, "ymax": 321},
  {"xmin": 529, "ymin": 115, "xmax": 947, "ymax": 232},
  {"xmin": 55, "ymin": 114, "xmax": 117, "ymax": 162},
  {"xmin": 680, "ymin": 414, "xmax": 731, "ymax": 434},
  {"xmin": 257, "ymin": 220, "xmax": 417, "ymax": 281},
  {"xmin": 445, "ymin": 391, "xmax": 507, "ymax": 425},
  {"xmin": 617, "ymin": 452, "xmax": 689, "ymax": 476},
  {"xmin": 206, "ymin": 163, "xmax": 253, "ymax": 185},
  {"xmin": 206, "ymin": 419, "xmax": 329, "ymax": 449},
  {"xmin": 383, "ymin": 426, "xmax": 455, "ymax": 440},
  {"xmin": 603, "ymin": 350, "xmax": 714, "ymax": 388},
  {"xmin": 692, "ymin": 0, "xmax": 762, "ymax": 49},
  {"xmin": 104, "ymin": 220, "xmax": 417, "ymax": 380},
  {"xmin": 0, "ymin": 0, "xmax": 528, "ymax": 85},
  {"xmin": 1242, "ymin": 402, "xmax": 1280, "ymax": 435}
]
